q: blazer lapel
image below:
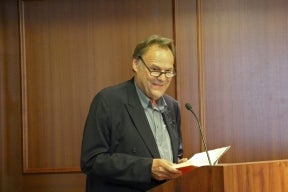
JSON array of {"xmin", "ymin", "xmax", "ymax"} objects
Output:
[{"xmin": 125, "ymin": 81, "xmax": 161, "ymax": 158}]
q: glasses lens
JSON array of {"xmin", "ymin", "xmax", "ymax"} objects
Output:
[
  {"xmin": 150, "ymin": 71, "xmax": 161, "ymax": 77},
  {"xmin": 165, "ymin": 72, "xmax": 175, "ymax": 78},
  {"xmin": 150, "ymin": 71, "xmax": 176, "ymax": 77}
]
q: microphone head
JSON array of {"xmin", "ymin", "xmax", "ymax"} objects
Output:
[{"xmin": 185, "ymin": 103, "xmax": 193, "ymax": 111}]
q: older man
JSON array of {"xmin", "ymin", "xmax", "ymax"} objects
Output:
[{"xmin": 81, "ymin": 35, "xmax": 186, "ymax": 192}]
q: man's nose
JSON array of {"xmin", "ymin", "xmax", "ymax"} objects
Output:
[{"xmin": 157, "ymin": 72, "xmax": 167, "ymax": 80}]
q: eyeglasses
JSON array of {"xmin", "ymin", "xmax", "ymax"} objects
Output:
[{"xmin": 138, "ymin": 56, "xmax": 176, "ymax": 78}]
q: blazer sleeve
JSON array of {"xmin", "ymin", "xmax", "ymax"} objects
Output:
[{"xmin": 80, "ymin": 91, "xmax": 154, "ymax": 184}]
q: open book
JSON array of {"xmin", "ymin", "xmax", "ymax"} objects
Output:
[{"xmin": 173, "ymin": 146, "xmax": 231, "ymax": 173}]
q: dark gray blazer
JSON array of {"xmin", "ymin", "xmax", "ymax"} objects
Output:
[{"xmin": 80, "ymin": 78, "xmax": 183, "ymax": 192}]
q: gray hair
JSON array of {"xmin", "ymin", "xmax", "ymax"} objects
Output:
[{"xmin": 132, "ymin": 35, "xmax": 175, "ymax": 59}]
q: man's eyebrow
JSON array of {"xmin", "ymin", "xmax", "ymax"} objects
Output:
[{"xmin": 151, "ymin": 66, "xmax": 174, "ymax": 71}]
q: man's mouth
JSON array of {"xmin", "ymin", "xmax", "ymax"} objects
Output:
[{"xmin": 152, "ymin": 82, "xmax": 165, "ymax": 87}]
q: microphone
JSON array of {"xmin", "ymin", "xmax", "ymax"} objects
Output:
[{"xmin": 185, "ymin": 103, "xmax": 212, "ymax": 165}]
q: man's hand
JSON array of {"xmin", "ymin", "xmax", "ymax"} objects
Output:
[{"xmin": 151, "ymin": 159, "xmax": 182, "ymax": 181}]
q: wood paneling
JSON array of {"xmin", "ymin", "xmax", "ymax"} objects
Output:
[
  {"xmin": 148, "ymin": 159, "xmax": 288, "ymax": 192},
  {"xmin": 0, "ymin": 0, "xmax": 23, "ymax": 191},
  {"xmin": 223, "ymin": 160, "xmax": 288, "ymax": 191},
  {"xmin": 202, "ymin": 0, "xmax": 288, "ymax": 162},
  {"xmin": 1, "ymin": 0, "xmax": 288, "ymax": 191},
  {"xmin": 174, "ymin": 0, "xmax": 201, "ymax": 157},
  {"xmin": 22, "ymin": 173, "xmax": 85, "ymax": 192},
  {"xmin": 16, "ymin": 0, "xmax": 177, "ymax": 190},
  {"xmin": 20, "ymin": 0, "xmax": 175, "ymax": 173}
]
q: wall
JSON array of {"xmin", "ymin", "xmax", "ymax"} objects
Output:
[
  {"xmin": 1, "ymin": 0, "xmax": 288, "ymax": 191},
  {"xmin": 202, "ymin": 0, "xmax": 288, "ymax": 162},
  {"xmin": 1, "ymin": 0, "xmax": 23, "ymax": 191}
]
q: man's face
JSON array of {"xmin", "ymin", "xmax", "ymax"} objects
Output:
[{"xmin": 133, "ymin": 45, "xmax": 175, "ymax": 101}]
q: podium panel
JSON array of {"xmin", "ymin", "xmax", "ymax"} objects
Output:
[
  {"xmin": 223, "ymin": 160, "xmax": 288, "ymax": 191},
  {"xmin": 147, "ymin": 159, "xmax": 288, "ymax": 192}
]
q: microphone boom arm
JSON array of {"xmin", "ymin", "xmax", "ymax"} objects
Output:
[{"xmin": 185, "ymin": 103, "xmax": 212, "ymax": 165}]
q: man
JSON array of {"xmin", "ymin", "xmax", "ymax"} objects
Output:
[{"xmin": 81, "ymin": 35, "xmax": 187, "ymax": 192}]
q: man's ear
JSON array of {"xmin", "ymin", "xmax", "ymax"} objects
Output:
[{"xmin": 132, "ymin": 58, "xmax": 139, "ymax": 72}]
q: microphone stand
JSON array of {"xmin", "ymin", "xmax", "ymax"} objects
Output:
[{"xmin": 185, "ymin": 103, "xmax": 212, "ymax": 166}]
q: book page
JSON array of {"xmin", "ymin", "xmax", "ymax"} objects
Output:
[
  {"xmin": 189, "ymin": 146, "xmax": 231, "ymax": 166},
  {"xmin": 173, "ymin": 146, "xmax": 231, "ymax": 170}
]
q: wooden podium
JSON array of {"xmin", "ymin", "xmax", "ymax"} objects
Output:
[{"xmin": 147, "ymin": 159, "xmax": 288, "ymax": 192}]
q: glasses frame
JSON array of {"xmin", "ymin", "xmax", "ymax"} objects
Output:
[{"xmin": 138, "ymin": 56, "xmax": 176, "ymax": 78}]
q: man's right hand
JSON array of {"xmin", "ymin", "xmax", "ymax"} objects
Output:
[{"xmin": 151, "ymin": 159, "xmax": 182, "ymax": 181}]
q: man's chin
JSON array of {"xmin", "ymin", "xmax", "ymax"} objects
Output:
[{"xmin": 150, "ymin": 91, "xmax": 165, "ymax": 100}]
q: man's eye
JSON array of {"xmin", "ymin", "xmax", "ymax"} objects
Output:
[{"xmin": 151, "ymin": 69, "xmax": 161, "ymax": 72}]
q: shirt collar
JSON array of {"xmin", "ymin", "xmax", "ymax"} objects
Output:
[{"xmin": 134, "ymin": 82, "xmax": 167, "ymax": 112}]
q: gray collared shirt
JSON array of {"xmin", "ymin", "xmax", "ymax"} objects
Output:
[{"xmin": 135, "ymin": 83, "xmax": 173, "ymax": 162}]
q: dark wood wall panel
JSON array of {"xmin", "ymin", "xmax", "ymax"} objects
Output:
[
  {"xmin": 0, "ymin": 0, "xmax": 23, "ymax": 191},
  {"xmin": 202, "ymin": 0, "xmax": 288, "ymax": 163},
  {"xmin": 22, "ymin": 173, "xmax": 85, "ymax": 192},
  {"xmin": 21, "ymin": 0, "xmax": 175, "ymax": 173},
  {"xmin": 2, "ymin": 0, "xmax": 288, "ymax": 191},
  {"xmin": 174, "ymin": 0, "xmax": 201, "ymax": 157}
]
